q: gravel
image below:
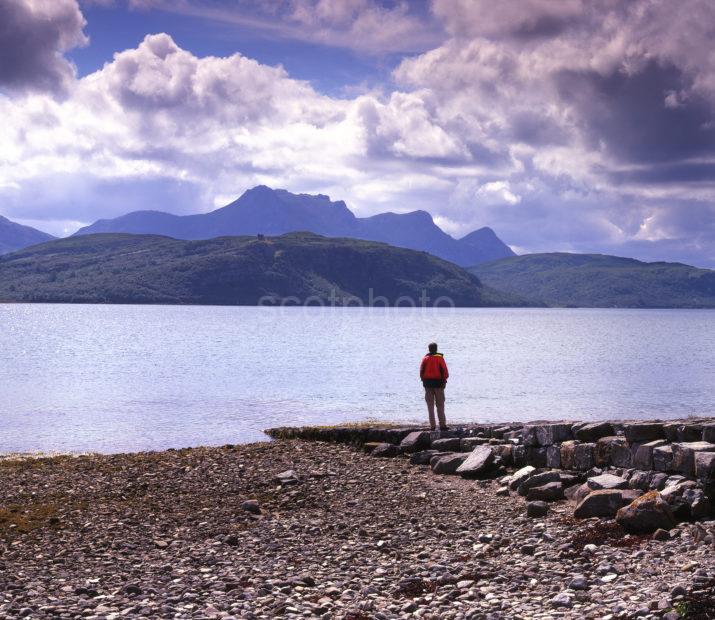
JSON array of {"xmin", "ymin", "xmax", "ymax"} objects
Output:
[{"xmin": 0, "ymin": 440, "xmax": 713, "ymax": 619}]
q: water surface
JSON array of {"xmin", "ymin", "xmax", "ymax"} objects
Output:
[{"xmin": 1, "ymin": 304, "xmax": 713, "ymax": 453}]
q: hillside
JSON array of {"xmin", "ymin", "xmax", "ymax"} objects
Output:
[
  {"xmin": 0, "ymin": 233, "xmax": 526, "ymax": 307},
  {"xmin": 470, "ymin": 252, "xmax": 715, "ymax": 308},
  {"xmin": 73, "ymin": 185, "xmax": 515, "ymax": 267},
  {"xmin": 0, "ymin": 215, "xmax": 55, "ymax": 254}
]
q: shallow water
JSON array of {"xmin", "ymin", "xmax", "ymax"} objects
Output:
[{"xmin": 1, "ymin": 304, "xmax": 713, "ymax": 453}]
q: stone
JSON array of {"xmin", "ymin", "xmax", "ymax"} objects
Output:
[
  {"xmin": 653, "ymin": 445, "xmax": 674, "ymax": 472},
  {"xmin": 624, "ymin": 423, "xmax": 665, "ymax": 444},
  {"xmin": 671, "ymin": 442, "xmax": 715, "ymax": 476},
  {"xmin": 512, "ymin": 444, "xmax": 527, "ymax": 467},
  {"xmin": 527, "ymin": 481, "xmax": 564, "ymax": 502},
  {"xmin": 628, "ymin": 471, "xmax": 650, "ymax": 490},
  {"xmin": 568, "ymin": 576, "xmax": 588, "ymax": 590},
  {"xmin": 546, "ymin": 445, "xmax": 561, "ymax": 469},
  {"xmin": 574, "ymin": 490, "xmax": 624, "ymax": 519},
  {"xmin": 652, "ymin": 528, "xmax": 671, "ymax": 541},
  {"xmin": 682, "ymin": 488, "xmax": 712, "ymax": 520},
  {"xmin": 596, "ymin": 436, "xmax": 632, "ymax": 468},
  {"xmin": 682, "ymin": 423, "xmax": 705, "ymax": 442},
  {"xmin": 526, "ymin": 501, "xmax": 548, "ymax": 518},
  {"xmin": 616, "ymin": 491, "xmax": 677, "ymax": 533},
  {"xmin": 362, "ymin": 442, "xmax": 382, "ymax": 453},
  {"xmin": 522, "ymin": 425, "xmax": 539, "ymax": 447},
  {"xmin": 621, "ymin": 489, "xmax": 644, "ymax": 503},
  {"xmin": 409, "ymin": 450, "xmax": 438, "ymax": 465},
  {"xmin": 526, "ymin": 446, "xmax": 548, "ymax": 468},
  {"xmin": 240, "ymin": 500, "xmax": 261, "ymax": 514},
  {"xmin": 508, "ymin": 465, "xmax": 536, "ymax": 491},
  {"xmin": 399, "ymin": 431, "xmax": 431, "ymax": 453},
  {"xmin": 430, "ymin": 453, "xmax": 467, "ymax": 475},
  {"xmin": 431, "ymin": 437, "xmax": 462, "ymax": 452},
  {"xmin": 564, "ymin": 483, "xmax": 583, "ymax": 501},
  {"xmin": 587, "ymin": 473, "xmax": 628, "ymax": 491},
  {"xmin": 571, "ymin": 482, "xmax": 592, "ymax": 503},
  {"xmin": 496, "ymin": 486, "xmax": 509, "ymax": 496},
  {"xmin": 517, "ymin": 470, "xmax": 561, "ymax": 496},
  {"xmin": 649, "ymin": 472, "xmax": 669, "ymax": 490},
  {"xmin": 551, "ymin": 593, "xmax": 573, "ymax": 608},
  {"xmin": 371, "ymin": 443, "xmax": 400, "ymax": 458},
  {"xmin": 456, "ymin": 445, "xmax": 495, "ymax": 478},
  {"xmin": 695, "ymin": 451, "xmax": 715, "ymax": 481},
  {"xmin": 575, "ymin": 422, "xmax": 615, "ymax": 442},
  {"xmin": 460, "ymin": 437, "xmax": 487, "ymax": 451},
  {"xmin": 561, "ymin": 441, "xmax": 596, "ymax": 471},
  {"xmin": 536, "ymin": 423, "xmax": 573, "ymax": 446},
  {"xmin": 633, "ymin": 440, "xmax": 668, "ymax": 471},
  {"xmin": 492, "ymin": 443, "xmax": 514, "ymax": 466},
  {"xmin": 274, "ymin": 469, "xmax": 300, "ymax": 485},
  {"xmin": 703, "ymin": 424, "xmax": 715, "ymax": 444}
]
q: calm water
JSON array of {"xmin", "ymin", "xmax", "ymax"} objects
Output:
[{"xmin": 1, "ymin": 304, "xmax": 713, "ymax": 453}]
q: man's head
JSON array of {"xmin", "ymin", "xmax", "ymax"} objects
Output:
[{"xmin": 428, "ymin": 342, "xmax": 438, "ymax": 354}]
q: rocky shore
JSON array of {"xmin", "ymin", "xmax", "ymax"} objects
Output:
[{"xmin": 1, "ymin": 426, "xmax": 714, "ymax": 619}]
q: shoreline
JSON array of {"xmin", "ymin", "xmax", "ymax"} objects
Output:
[{"xmin": 1, "ymin": 425, "xmax": 715, "ymax": 618}]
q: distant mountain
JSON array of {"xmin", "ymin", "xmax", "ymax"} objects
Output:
[
  {"xmin": 0, "ymin": 215, "xmax": 55, "ymax": 254},
  {"xmin": 74, "ymin": 185, "xmax": 515, "ymax": 266},
  {"xmin": 0, "ymin": 232, "xmax": 528, "ymax": 307},
  {"xmin": 470, "ymin": 253, "xmax": 715, "ymax": 308}
]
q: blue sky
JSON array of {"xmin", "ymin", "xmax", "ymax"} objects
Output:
[{"xmin": 1, "ymin": 0, "xmax": 715, "ymax": 267}]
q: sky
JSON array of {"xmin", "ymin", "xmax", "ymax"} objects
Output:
[{"xmin": 1, "ymin": 0, "xmax": 714, "ymax": 267}]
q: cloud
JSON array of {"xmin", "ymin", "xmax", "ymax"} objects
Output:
[
  {"xmin": 0, "ymin": 0, "xmax": 87, "ymax": 96},
  {"xmin": 128, "ymin": 0, "xmax": 442, "ymax": 54}
]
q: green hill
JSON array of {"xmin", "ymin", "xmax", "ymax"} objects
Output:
[
  {"xmin": 0, "ymin": 232, "xmax": 525, "ymax": 307},
  {"xmin": 470, "ymin": 253, "xmax": 715, "ymax": 308}
]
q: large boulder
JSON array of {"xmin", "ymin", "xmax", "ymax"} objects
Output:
[
  {"xmin": 430, "ymin": 453, "xmax": 467, "ymax": 475},
  {"xmin": 624, "ymin": 423, "xmax": 665, "ymax": 444},
  {"xmin": 702, "ymin": 424, "xmax": 715, "ymax": 444},
  {"xmin": 616, "ymin": 491, "xmax": 676, "ymax": 533},
  {"xmin": 587, "ymin": 473, "xmax": 628, "ymax": 491},
  {"xmin": 633, "ymin": 440, "xmax": 668, "ymax": 470},
  {"xmin": 695, "ymin": 452, "xmax": 715, "ymax": 482},
  {"xmin": 596, "ymin": 437, "xmax": 632, "ymax": 468},
  {"xmin": 574, "ymin": 490, "xmax": 624, "ymax": 518},
  {"xmin": 526, "ymin": 446, "xmax": 549, "ymax": 468},
  {"xmin": 518, "ymin": 471, "xmax": 561, "ymax": 496},
  {"xmin": 628, "ymin": 470, "xmax": 651, "ymax": 490},
  {"xmin": 508, "ymin": 466, "xmax": 536, "ymax": 491},
  {"xmin": 460, "ymin": 437, "xmax": 488, "ymax": 452},
  {"xmin": 546, "ymin": 445, "xmax": 561, "ymax": 469},
  {"xmin": 575, "ymin": 422, "xmax": 615, "ymax": 442},
  {"xmin": 527, "ymin": 482, "xmax": 564, "ymax": 502},
  {"xmin": 653, "ymin": 445, "xmax": 674, "ymax": 472},
  {"xmin": 410, "ymin": 450, "xmax": 439, "ymax": 465},
  {"xmin": 431, "ymin": 437, "xmax": 462, "ymax": 452},
  {"xmin": 671, "ymin": 442, "xmax": 715, "ymax": 476},
  {"xmin": 456, "ymin": 446, "xmax": 495, "ymax": 478},
  {"xmin": 400, "ymin": 431, "xmax": 431, "ymax": 453},
  {"xmin": 492, "ymin": 444, "xmax": 514, "ymax": 467},
  {"xmin": 523, "ymin": 423, "xmax": 573, "ymax": 447}
]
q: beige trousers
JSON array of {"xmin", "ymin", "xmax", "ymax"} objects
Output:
[{"xmin": 424, "ymin": 387, "xmax": 447, "ymax": 430}]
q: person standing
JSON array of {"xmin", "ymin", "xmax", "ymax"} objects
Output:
[{"xmin": 420, "ymin": 342, "xmax": 449, "ymax": 431}]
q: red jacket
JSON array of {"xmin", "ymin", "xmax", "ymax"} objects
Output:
[{"xmin": 420, "ymin": 353, "xmax": 449, "ymax": 387}]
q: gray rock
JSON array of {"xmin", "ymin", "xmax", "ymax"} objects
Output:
[
  {"xmin": 695, "ymin": 451, "xmax": 715, "ymax": 482},
  {"xmin": 574, "ymin": 490, "xmax": 624, "ymax": 518},
  {"xmin": 240, "ymin": 500, "xmax": 261, "ymax": 514},
  {"xmin": 409, "ymin": 450, "xmax": 439, "ymax": 465},
  {"xmin": 430, "ymin": 453, "xmax": 467, "ymax": 475},
  {"xmin": 546, "ymin": 445, "xmax": 561, "ymax": 469},
  {"xmin": 508, "ymin": 465, "xmax": 536, "ymax": 491},
  {"xmin": 523, "ymin": 423, "xmax": 572, "ymax": 447},
  {"xmin": 274, "ymin": 469, "xmax": 300, "ymax": 485},
  {"xmin": 527, "ymin": 481, "xmax": 564, "ymax": 502},
  {"xmin": 628, "ymin": 470, "xmax": 650, "ymax": 490},
  {"xmin": 492, "ymin": 443, "xmax": 514, "ymax": 467},
  {"xmin": 526, "ymin": 446, "xmax": 549, "ymax": 468},
  {"xmin": 496, "ymin": 486, "xmax": 509, "ymax": 496},
  {"xmin": 526, "ymin": 501, "xmax": 548, "ymax": 517},
  {"xmin": 456, "ymin": 445, "xmax": 495, "ymax": 478},
  {"xmin": 460, "ymin": 437, "xmax": 488, "ymax": 452},
  {"xmin": 616, "ymin": 491, "xmax": 677, "ymax": 533},
  {"xmin": 371, "ymin": 443, "xmax": 400, "ymax": 458},
  {"xmin": 596, "ymin": 436, "xmax": 632, "ymax": 468},
  {"xmin": 624, "ymin": 423, "xmax": 665, "ymax": 443},
  {"xmin": 518, "ymin": 470, "xmax": 561, "ymax": 496},
  {"xmin": 653, "ymin": 445, "xmax": 674, "ymax": 472},
  {"xmin": 649, "ymin": 472, "xmax": 669, "ymax": 490},
  {"xmin": 431, "ymin": 437, "xmax": 462, "ymax": 452},
  {"xmin": 633, "ymin": 440, "xmax": 668, "ymax": 470},
  {"xmin": 551, "ymin": 593, "xmax": 573, "ymax": 608},
  {"xmin": 702, "ymin": 423, "xmax": 715, "ymax": 444},
  {"xmin": 399, "ymin": 431, "xmax": 431, "ymax": 453},
  {"xmin": 568, "ymin": 576, "xmax": 589, "ymax": 590},
  {"xmin": 587, "ymin": 473, "xmax": 628, "ymax": 491},
  {"xmin": 682, "ymin": 488, "xmax": 712, "ymax": 520},
  {"xmin": 652, "ymin": 528, "xmax": 671, "ymax": 541},
  {"xmin": 671, "ymin": 442, "xmax": 715, "ymax": 476},
  {"xmin": 575, "ymin": 422, "xmax": 615, "ymax": 442}
]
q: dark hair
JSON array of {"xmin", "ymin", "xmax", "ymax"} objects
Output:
[{"xmin": 428, "ymin": 342, "xmax": 438, "ymax": 353}]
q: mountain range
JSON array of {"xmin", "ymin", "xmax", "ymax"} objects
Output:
[
  {"xmin": 471, "ymin": 253, "xmax": 715, "ymax": 308},
  {"xmin": 73, "ymin": 185, "xmax": 515, "ymax": 267},
  {"xmin": 0, "ymin": 215, "xmax": 54, "ymax": 255},
  {"xmin": 0, "ymin": 232, "xmax": 526, "ymax": 307}
]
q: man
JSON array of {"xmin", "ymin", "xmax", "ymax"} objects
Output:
[{"xmin": 420, "ymin": 342, "xmax": 449, "ymax": 431}]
